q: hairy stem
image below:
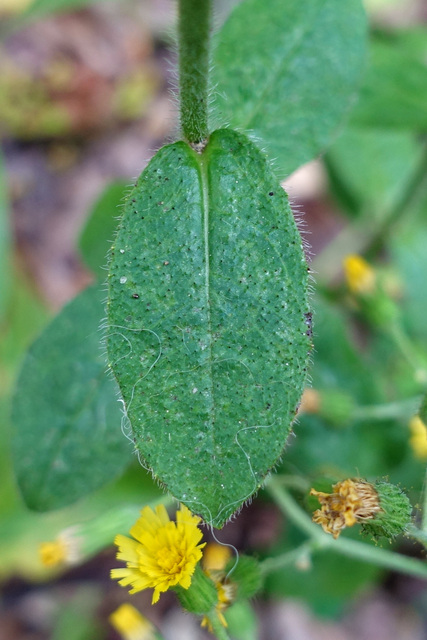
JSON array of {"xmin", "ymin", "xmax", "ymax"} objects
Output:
[
  {"xmin": 178, "ymin": 0, "xmax": 211, "ymax": 144},
  {"xmin": 207, "ymin": 610, "xmax": 231, "ymax": 640},
  {"xmin": 353, "ymin": 396, "xmax": 421, "ymax": 422}
]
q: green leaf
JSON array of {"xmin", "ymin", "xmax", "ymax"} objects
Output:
[
  {"xmin": 107, "ymin": 129, "xmax": 311, "ymax": 528},
  {"xmin": 351, "ymin": 31, "xmax": 427, "ymax": 131},
  {"xmin": 390, "ymin": 220, "xmax": 427, "ymax": 343},
  {"xmin": 212, "ymin": 0, "xmax": 367, "ymax": 178},
  {"xmin": 12, "ymin": 285, "xmax": 131, "ymax": 511},
  {"xmin": 325, "ymin": 128, "xmax": 423, "ymax": 217},
  {"xmin": 79, "ymin": 181, "xmax": 128, "ymax": 280}
]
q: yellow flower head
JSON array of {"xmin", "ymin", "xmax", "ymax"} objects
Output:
[
  {"xmin": 109, "ymin": 604, "xmax": 155, "ymax": 640},
  {"xmin": 310, "ymin": 479, "xmax": 381, "ymax": 539},
  {"xmin": 343, "ymin": 254, "xmax": 376, "ymax": 295},
  {"xmin": 39, "ymin": 529, "xmax": 81, "ymax": 568},
  {"xmin": 409, "ymin": 416, "xmax": 427, "ymax": 460},
  {"xmin": 111, "ymin": 504, "xmax": 205, "ymax": 604},
  {"xmin": 202, "ymin": 543, "xmax": 232, "ymax": 572}
]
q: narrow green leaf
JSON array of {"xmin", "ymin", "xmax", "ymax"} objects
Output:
[
  {"xmin": 12, "ymin": 285, "xmax": 131, "ymax": 511},
  {"xmin": 107, "ymin": 129, "xmax": 311, "ymax": 527},
  {"xmin": 212, "ymin": 0, "xmax": 367, "ymax": 178},
  {"xmin": 79, "ymin": 181, "xmax": 128, "ymax": 280}
]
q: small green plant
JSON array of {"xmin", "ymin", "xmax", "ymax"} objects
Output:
[{"xmin": 4, "ymin": 0, "xmax": 427, "ymax": 637}]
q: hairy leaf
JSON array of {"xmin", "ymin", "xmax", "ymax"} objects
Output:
[
  {"xmin": 212, "ymin": 0, "xmax": 367, "ymax": 178},
  {"xmin": 12, "ymin": 285, "xmax": 131, "ymax": 511},
  {"xmin": 107, "ymin": 129, "xmax": 311, "ymax": 527}
]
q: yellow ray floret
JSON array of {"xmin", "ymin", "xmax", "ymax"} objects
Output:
[{"xmin": 111, "ymin": 504, "xmax": 205, "ymax": 604}]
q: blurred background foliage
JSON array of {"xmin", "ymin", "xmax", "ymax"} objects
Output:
[{"xmin": 1, "ymin": 0, "xmax": 427, "ymax": 639}]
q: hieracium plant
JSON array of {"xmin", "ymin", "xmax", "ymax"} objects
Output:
[{"xmin": 9, "ymin": 0, "xmax": 427, "ymax": 637}]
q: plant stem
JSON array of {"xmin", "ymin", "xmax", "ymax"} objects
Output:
[
  {"xmin": 353, "ymin": 396, "xmax": 421, "ymax": 422},
  {"xmin": 314, "ymin": 141, "xmax": 427, "ymax": 282},
  {"xmin": 260, "ymin": 540, "xmax": 316, "ymax": 575},
  {"xmin": 178, "ymin": 0, "xmax": 211, "ymax": 144},
  {"xmin": 267, "ymin": 477, "xmax": 427, "ymax": 582},
  {"xmin": 406, "ymin": 523, "xmax": 427, "ymax": 549},
  {"xmin": 388, "ymin": 322, "xmax": 427, "ymax": 384},
  {"xmin": 207, "ymin": 610, "xmax": 231, "ymax": 640}
]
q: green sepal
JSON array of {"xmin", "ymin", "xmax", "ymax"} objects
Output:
[
  {"xmin": 362, "ymin": 482, "xmax": 412, "ymax": 540},
  {"xmin": 174, "ymin": 564, "xmax": 218, "ymax": 615}
]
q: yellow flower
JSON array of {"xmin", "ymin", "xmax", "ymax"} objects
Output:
[
  {"xmin": 111, "ymin": 504, "xmax": 205, "ymax": 604},
  {"xmin": 409, "ymin": 416, "xmax": 427, "ymax": 460},
  {"xmin": 202, "ymin": 542, "xmax": 232, "ymax": 572},
  {"xmin": 310, "ymin": 479, "xmax": 381, "ymax": 539},
  {"xmin": 109, "ymin": 604, "xmax": 156, "ymax": 640},
  {"xmin": 343, "ymin": 254, "xmax": 376, "ymax": 295},
  {"xmin": 39, "ymin": 529, "xmax": 81, "ymax": 568}
]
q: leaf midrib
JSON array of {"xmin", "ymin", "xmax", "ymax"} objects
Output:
[{"xmin": 197, "ymin": 150, "xmax": 216, "ymax": 450}]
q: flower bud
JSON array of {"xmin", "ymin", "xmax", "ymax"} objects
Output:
[
  {"xmin": 226, "ymin": 555, "xmax": 263, "ymax": 600},
  {"xmin": 343, "ymin": 254, "xmax": 398, "ymax": 328}
]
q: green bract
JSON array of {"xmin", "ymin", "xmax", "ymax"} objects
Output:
[{"xmin": 107, "ymin": 129, "xmax": 311, "ymax": 527}]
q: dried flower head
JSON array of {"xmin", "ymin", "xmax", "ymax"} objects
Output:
[
  {"xmin": 111, "ymin": 504, "xmax": 205, "ymax": 604},
  {"xmin": 310, "ymin": 479, "xmax": 381, "ymax": 539}
]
